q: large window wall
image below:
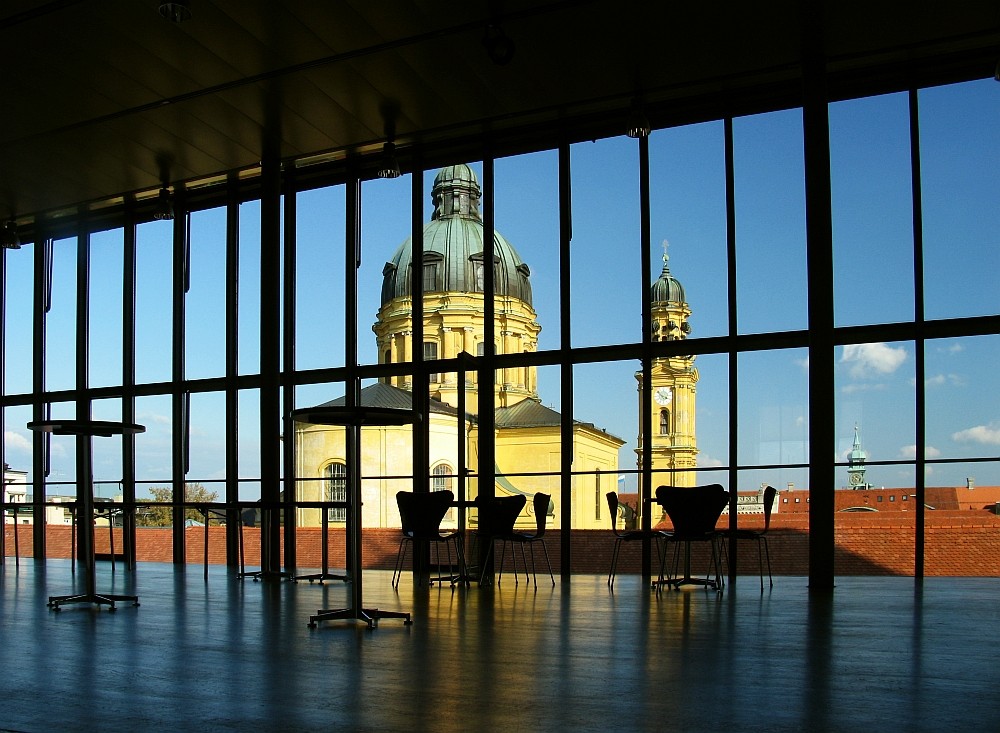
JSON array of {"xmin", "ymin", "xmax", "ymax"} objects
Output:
[{"xmin": 2, "ymin": 76, "xmax": 998, "ymax": 583}]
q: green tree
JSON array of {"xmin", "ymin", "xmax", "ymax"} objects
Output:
[{"xmin": 139, "ymin": 484, "xmax": 219, "ymax": 527}]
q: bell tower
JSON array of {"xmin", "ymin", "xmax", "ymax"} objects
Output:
[{"xmin": 636, "ymin": 242, "xmax": 699, "ymax": 487}]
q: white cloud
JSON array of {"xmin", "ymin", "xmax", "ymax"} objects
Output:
[
  {"xmin": 795, "ymin": 415, "xmax": 806, "ymax": 428},
  {"xmin": 952, "ymin": 424, "xmax": 1000, "ymax": 447},
  {"xmin": 840, "ymin": 342, "xmax": 907, "ymax": 379},
  {"xmin": 841, "ymin": 383, "xmax": 888, "ymax": 395},
  {"xmin": 4, "ymin": 430, "xmax": 32, "ymax": 455},
  {"xmin": 697, "ymin": 456, "xmax": 723, "ymax": 468},
  {"xmin": 899, "ymin": 444, "xmax": 941, "ymax": 459},
  {"xmin": 921, "ymin": 373, "xmax": 965, "ymax": 388},
  {"xmin": 794, "ymin": 356, "xmax": 809, "ymax": 370}
]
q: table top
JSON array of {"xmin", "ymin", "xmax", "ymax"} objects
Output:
[
  {"xmin": 26, "ymin": 419, "xmax": 146, "ymax": 437},
  {"xmin": 289, "ymin": 406, "xmax": 420, "ymax": 427}
]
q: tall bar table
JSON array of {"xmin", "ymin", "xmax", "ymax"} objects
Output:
[
  {"xmin": 28, "ymin": 419, "xmax": 145, "ymax": 611},
  {"xmin": 290, "ymin": 405, "xmax": 416, "ymax": 629}
]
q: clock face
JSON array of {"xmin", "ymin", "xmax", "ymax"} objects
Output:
[
  {"xmin": 849, "ymin": 472, "xmax": 863, "ymax": 485},
  {"xmin": 654, "ymin": 387, "xmax": 672, "ymax": 406}
]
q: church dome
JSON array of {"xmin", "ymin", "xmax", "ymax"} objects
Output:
[
  {"xmin": 650, "ymin": 255, "xmax": 686, "ymax": 304},
  {"xmin": 380, "ymin": 165, "xmax": 533, "ymax": 307}
]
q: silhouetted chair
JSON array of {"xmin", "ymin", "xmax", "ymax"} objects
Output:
[
  {"xmin": 471, "ymin": 493, "xmax": 526, "ymax": 585},
  {"xmin": 718, "ymin": 485, "xmax": 776, "ymax": 590},
  {"xmin": 606, "ymin": 491, "xmax": 670, "ymax": 589},
  {"xmin": 497, "ymin": 492, "xmax": 555, "ymax": 587},
  {"xmin": 392, "ymin": 490, "xmax": 467, "ymax": 587},
  {"xmin": 655, "ymin": 484, "xmax": 729, "ymax": 592}
]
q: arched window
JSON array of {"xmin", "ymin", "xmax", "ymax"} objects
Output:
[
  {"xmin": 432, "ymin": 463, "xmax": 453, "ymax": 493},
  {"xmin": 324, "ymin": 462, "xmax": 347, "ymax": 522},
  {"xmin": 433, "ymin": 464, "xmax": 455, "ymax": 522},
  {"xmin": 659, "ymin": 409, "xmax": 670, "ymax": 435}
]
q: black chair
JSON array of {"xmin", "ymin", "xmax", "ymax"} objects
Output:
[
  {"xmin": 718, "ymin": 485, "xmax": 776, "ymax": 590},
  {"xmin": 471, "ymin": 493, "xmax": 526, "ymax": 585},
  {"xmin": 392, "ymin": 490, "xmax": 467, "ymax": 587},
  {"xmin": 606, "ymin": 491, "xmax": 670, "ymax": 589},
  {"xmin": 497, "ymin": 492, "xmax": 555, "ymax": 588},
  {"xmin": 655, "ymin": 484, "xmax": 729, "ymax": 592}
]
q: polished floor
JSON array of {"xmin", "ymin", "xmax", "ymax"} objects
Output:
[{"xmin": 1, "ymin": 558, "xmax": 998, "ymax": 732}]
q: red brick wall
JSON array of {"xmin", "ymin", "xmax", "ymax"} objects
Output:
[{"xmin": 5, "ymin": 512, "xmax": 1000, "ymax": 577}]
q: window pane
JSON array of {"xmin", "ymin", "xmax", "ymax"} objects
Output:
[
  {"xmin": 238, "ymin": 388, "xmax": 261, "ymax": 500},
  {"xmin": 925, "ymin": 334, "xmax": 1000, "ymax": 471},
  {"xmin": 91, "ymin": 398, "xmax": 123, "ymax": 501},
  {"xmin": 649, "ymin": 121, "xmax": 729, "ymax": 339},
  {"xmin": 733, "ymin": 109, "xmax": 807, "ymax": 334},
  {"xmin": 238, "ymin": 200, "xmax": 261, "ymax": 376},
  {"xmin": 45, "ymin": 238, "xmax": 77, "ymax": 392},
  {"xmin": 737, "ymin": 349, "xmax": 809, "ymax": 480},
  {"xmin": 362, "ymin": 173, "xmax": 412, "ymax": 369},
  {"xmin": 4, "ymin": 242, "xmax": 34, "ymax": 396},
  {"xmin": 296, "ymin": 185, "xmax": 347, "ymax": 371},
  {"xmin": 88, "ymin": 229, "xmax": 124, "ymax": 388},
  {"xmin": 186, "ymin": 208, "xmax": 227, "ymax": 380},
  {"xmin": 135, "ymin": 220, "xmax": 173, "ymax": 385},
  {"xmin": 835, "ymin": 341, "xmax": 915, "ymax": 490},
  {"xmin": 571, "ymin": 137, "xmax": 642, "ymax": 347},
  {"xmin": 830, "ymin": 92, "xmax": 914, "ymax": 327},
  {"xmin": 189, "ymin": 391, "xmax": 226, "ymax": 485},
  {"xmin": 920, "ymin": 79, "xmax": 1000, "ymax": 320},
  {"xmin": 135, "ymin": 394, "xmax": 172, "ymax": 486},
  {"xmin": 572, "ymin": 361, "xmax": 635, "ymax": 530},
  {"xmin": 496, "ymin": 150, "xmax": 561, "ymax": 353}
]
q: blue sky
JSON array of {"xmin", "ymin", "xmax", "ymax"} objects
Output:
[{"xmin": 3, "ymin": 79, "xmax": 999, "ymax": 498}]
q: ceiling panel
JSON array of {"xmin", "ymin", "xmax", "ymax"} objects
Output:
[{"xmin": 1, "ymin": 0, "xmax": 998, "ymax": 222}]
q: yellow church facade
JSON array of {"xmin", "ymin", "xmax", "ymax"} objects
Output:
[{"xmin": 294, "ymin": 164, "xmax": 651, "ymax": 531}]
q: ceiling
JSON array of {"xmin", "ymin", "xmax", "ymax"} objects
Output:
[{"xmin": 2, "ymin": 0, "xmax": 999, "ymax": 222}]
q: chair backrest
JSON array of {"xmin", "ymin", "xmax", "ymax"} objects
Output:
[
  {"xmin": 655, "ymin": 484, "xmax": 729, "ymax": 538},
  {"xmin": 475, "ymin": 494, "xmax": 526, "ymax": 537},
  {"xmin": 396, "ymin": 490, "xmax": 454, "ymax": 538},
  {"xmin": 531, "ymin": 492, "xmax": 551, "ymax": 538},
  {"xmin": 606, "ymin": 491, "xmax": 620, "ymax": 533},
  {"xmin": 762, "ymin": 485, "xmax": 777, "ymax": 532}
]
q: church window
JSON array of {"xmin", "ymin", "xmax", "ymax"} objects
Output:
[
  {"xmin": 423, "ymin": 262, "xmax": 438, "ymax": 293},
  {"xmin": 595, "ymin": 471, "xmax": 602, "ymax": 521},
  {"xmin": 659, "ymin": 409, "xmax": 670, "ymax": 435},
  {"xmin": 424, "ymin": 341, "xmax": 439, "ymax": 382},
  {"xmin": 324, "ymin": 462, "xmax": 347, "ymax": 523}
]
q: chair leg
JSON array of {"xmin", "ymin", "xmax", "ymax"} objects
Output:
[
  {"xmin": 756, "ymin": 537, "xmax": 764, "ymax": 591},
  {"xmin": 524, "ymin": 542, "xmax": 536, "ymax": 589},
  {"xmin": 763, "ymin": 536, "xmax": 773, "ymax": 588},
  {"xmin": 479, "ymin": 538, "xmax": 496, "ymax": 585},
  {"xmin": 497, "ymin": 539, "xmax": 508, "ymax": 585},
  {"xmin": 539, "ymin": 540, "xmax": 555, "ymax": 586},
  {"xmin": 392, "ymin": 538, "xmax": 408, "ymax": 588},
  {"xmin": 519, "ymin": 543, "xmax": 532, "ymax": 587},
  {"xmin": 608, "ymin": 538, "xmax": 621, "ymax": 587}
]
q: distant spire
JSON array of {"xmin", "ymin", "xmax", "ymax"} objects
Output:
[{"xmin": 661, "ymin": 239, "xmax": 671, "ymax": 273}]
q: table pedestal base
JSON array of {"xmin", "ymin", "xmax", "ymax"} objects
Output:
[
  {"xmin": 48, "ymin": 592, "xmax": 140, "ymax": 612},
  {"xmin": 308, "ymin": 606, "xmax": 412, "ymax": 629},
  {"xmin": 292, "ymin": 571, "xmax": 349, "ymax": 584}
]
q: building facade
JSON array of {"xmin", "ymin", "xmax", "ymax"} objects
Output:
[{"xmin": 295, "ymin": 165, "xmax": 624, "ymax": 531}]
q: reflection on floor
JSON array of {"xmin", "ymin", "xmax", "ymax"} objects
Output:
[{"xmin": 1, "ymin": 559, "xmax": 998, "ymax": 732}]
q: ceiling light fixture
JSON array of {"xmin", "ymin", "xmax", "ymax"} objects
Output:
[
  {"xmin": 377, "ymin": 141, "xmax": 401, "ymax": 179},
  {"xmin": 626, "ymin": 99, "xmax": 651, "ymax": 139},
  {"xmin": 154, "ymin": 188, "xmax": 175, "ymax": 220},
  {"xmin": 1, "ymin": 220, "xmax": 20, "ymax": 250},
  {"xmin": 159, "ymin": 1, "xmax": 192, "ymax": 23},
  {"xmin": 483, "ymin": 23, "xmax": 515, "ymax": 66}
]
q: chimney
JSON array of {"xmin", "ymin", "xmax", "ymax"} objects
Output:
[{"xmin": 966, "ymin": 477, "xmax": 975, "ymax": 489}]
